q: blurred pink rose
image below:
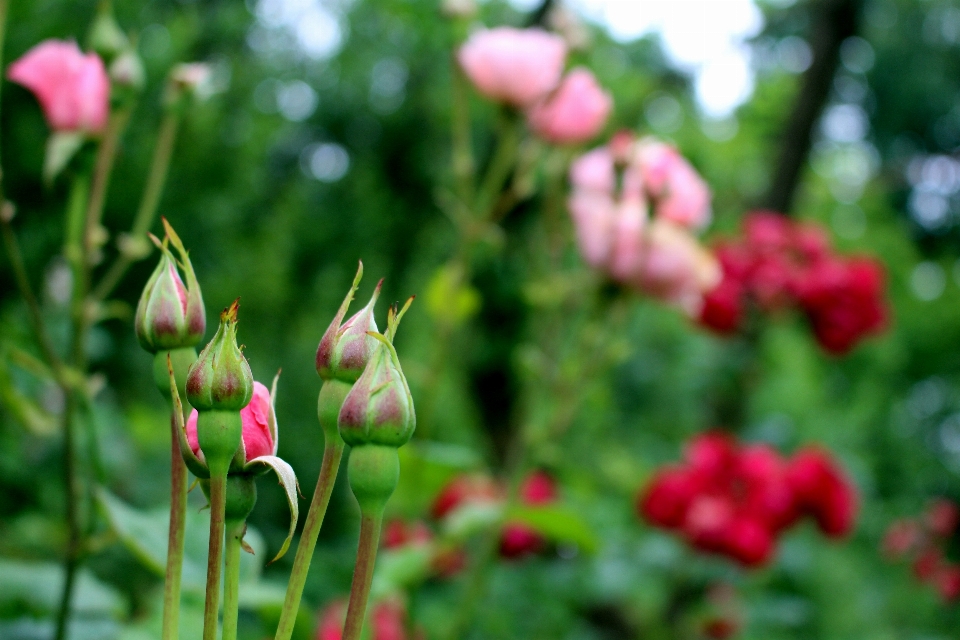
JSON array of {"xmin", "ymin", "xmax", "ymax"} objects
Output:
[
  {"xmin": 457, "ymin": 27, "xmax": 567, "ymax": 107},
  {"xmin": 187, "ymin": 381, "xmax": 277, "ymax": 464},
  {"xmin": 636, "ymin": 138, "xmax": 712, "ymax": 229},
  {"xmin": 7, "ymin": 40, "xmax": 110, "ymax": 133},
  {"xmin": 634, "ymin": 219, "xmax": 721, "ymax": 315},
  {"xmin": 527, "ymin": 67, "xmax": 612, "ymax": 144}
]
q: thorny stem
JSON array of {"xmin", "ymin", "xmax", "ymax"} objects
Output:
[
  {"xmin": 274, "ymin": 438, "xmax": 346, "ymax": 640},
  {"xmin": 93, "ymin": 111, "xmax": 181, "ymax": 301},
  {"xmin": 203, "ymin": 472, "xmax": 228, "ymax": 640},
  {"xmin": 342, "ymin": 509, "xmax": 384, "ymax": 640},
  {"xmin": 222, "ymin": 519, "xmax": 246, "ymax": 640}
]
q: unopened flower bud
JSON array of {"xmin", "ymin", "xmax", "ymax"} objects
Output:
[
  {"xmin": 316, "ymin": 262, "xmax": 382, "ymax": 383},
  {"xmin": 186, "ymin": 299, "xmax": 253, "ymax": 412},
  {"xmin": 109, "ymin": 49, "xmax": 145, "ymax": 91},
  {"xmin": 87, "ymin": 2, "xmax": 129, "ymax": 62},
  {"xmin": 165, "ymin": 62, "xmax": 214, "ymax": 110},
  {"xmin": 135, "ymin": 219, "xmax": 205, "ymax": 353},
  {"xmin": 338, "ymin": 299, "xmax": 415, "ymax": 449}
]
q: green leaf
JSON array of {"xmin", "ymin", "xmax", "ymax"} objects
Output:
[
  {"xmin": 0, "ymin": 558, "xmax": 124, "ymax": 616},
  {"xmin": 424, "ymin": 264, "xmax": 481, "ymax": 327},
  {"xmin": 43, "ymin": 132, "xmax": 85, "ymax": 184},
  {"xmin": 370, "ymin": 545, "xmax": 434, "ymax": 600},
  {"xmin": 503, "ymin": 504, "xmax": 599, "ymax": 554},
  {"xmin": 392, "ymin": 441, "xmax": 483, "ymax": 517}
]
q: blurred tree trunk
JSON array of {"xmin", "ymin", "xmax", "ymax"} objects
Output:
[{"xmin": 764, "ymin": 0, "xmax": 865, "ymax": 214}]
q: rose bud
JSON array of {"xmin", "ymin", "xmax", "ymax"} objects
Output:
[
  {"xmin": 340, "ymin": 298, "xmax": 415, "ymax": 513},
  {"xmin": 913, "ymin": 548, "xmax": 943, "ymax": 583},
  {"xmin": 7, "ymin": 40, "xmax": 110, "ymax": 134},
  {"xmin": 316, "ymin": 265, "xmax": 382, "ymax": 384},
  {"xmin": 338, "ymin": 301, "xmax": 415, "ymax": 450},
  {"xmin": 185, "ymin": 300, "xmax": 253, "ymax": 477},
  {"xmin": 457, "ymin": 27, "xmax": 567, "ymax": 108},
  {"xmin": 527, "ymin": 67, "xmax": 612, "ymax": 145},
  {"xmin": 87, "ymin": 3, "xmax": 129, "ymax": 62},
  {"xmin": 135, "ymin": 221, "xmax": 205, "ymax": 354}
]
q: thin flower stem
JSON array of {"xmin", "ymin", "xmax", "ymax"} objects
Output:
[
  {"xmin": 203, "ymin": 472, "xmax": 228, "ymax": 640},
  {"xmin": 450, "ymin": 57, "xmax": 475, "ymax": 207},
  {"xmin": 93, "ymin": 112, "xmax": 181, "ymax": 302},
  {"xmin": 222, "ymin": 518, "xmax": 246, "ymax": 640},
  {"xmin": 162, "ymin": 412, "xmax": 188, "ymax": 640},
  {"xmin": 53, "ymin": 392, "xmax": 81, "ymax": 640},
  {"xmin": 0, "ymin": 213, "xmax": 66, "ymax": 381},
  {"xmin": 475, "ymin": 110, "xmax": 521, "ymax": 220},
  {"xmin": 274, "ymin": 438, "xmax": 345, "ymax": 640},
  {"xmin": 83, "ymin": 106, "xmax": 132, "ymax": 265},
  {"xmin": 342, "ymin": 509, "xmax": 384, "ymax": 640}
]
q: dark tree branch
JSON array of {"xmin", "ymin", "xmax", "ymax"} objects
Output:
[
  {"xmin": 526, "ymin": 0, "xmax": 556, "ymax": 27},
  {"xmin": 763, "ymin": 0, "xmax": 865, "ymax": 214}
]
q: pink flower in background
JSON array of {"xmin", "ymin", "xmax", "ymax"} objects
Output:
[
  {"xmin": 527, "ymin": 67, "xmax": 612, "ymax": 144},
  {"xmin": 633, "ymin": 219, "xmax": 721, "ymax": 315},
  {"xmin": 457, "ymin": 27, "xmax": 567, "ymax": 107},
  {"xmin": 567, "ymin": 135, "xmax": 717, "ymax": 315},
  {"xmin": 186, "ymin": 381, "xmax": 277, "ymax": 463},
  {"xmin": 7, "ymin": 40, "xmax": 110, "ymax": 133},
  {"xmin": 636, "ymin": 138, "xmax": 712, "ymax": 229}
]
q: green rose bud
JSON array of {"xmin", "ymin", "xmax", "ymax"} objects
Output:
[
  {"xmin": 316, "ymin": 262, "xmax": 382, "ymax": 383},
  {"xmin": 135, "ymin": 219, "xmax": 205, "ymax": 353},
  {"xmin": 186, "ymin": 299, "xmax": 253, "ymax": 412},
  {"xmin": 87, "ymin": 1, "xmax": 129, "ymax": 62},
  {"xmin": 338, "ymin": 298, "xmax": 415, "ymax": 449}
]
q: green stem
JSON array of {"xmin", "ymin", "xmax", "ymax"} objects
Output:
[
  {"xmin": 342, "ymin": 509, "xmax": 384, "ymax": 640},
  {"xmin": 274, "ymin": 438, "xmax": 345, "ymax": 640},
  {"xmin": 0, "ymin": 213, "xmax": 65, "ymax": 380},
  {"xmin": 83, "ymin": 106, "xmax": 132, "ymax": 267},
  {"xmin": 162, "ymin": 411, "xmax": 188, "ymax": 640},
  {"xmin": 53, "ymin": 392, "xmax": 81, "ymax": 640},
  {"xmin": 450, "ymin": 56, "xmax": 475, "ymax": 207},
  {"xmin": 93, "ymin": 112, "xmax": 181, "ymax": 302},
  {"xmin": 222, "ymin": 518, "xmax": 245, "ymax": 640},
  {"xmin": 475, "ymin": 110, "xmax": 520, "ymax": 220},
  {"xmin": 203, "ymin": 472, "xmax": 227, "ymax": 640}
]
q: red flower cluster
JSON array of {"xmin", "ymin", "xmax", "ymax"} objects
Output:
[
  {"xmin": 431, "ymin": 471, "xmax": 559, "ymax": 559},
  {"xmin": 638, "ymin": 431, "xmax": 858, "ymax": 567},
  {"xmin": 699, "ymin": 211, "xmax": 887, "ymax": 354},
  {"xmin": 882, "ymin": 499, "xmax": 960, "ymax": 602}
]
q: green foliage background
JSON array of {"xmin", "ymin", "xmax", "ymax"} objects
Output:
[{"xmin": 3, "ymin": 0, "xmax": 960, "ymax": 638}]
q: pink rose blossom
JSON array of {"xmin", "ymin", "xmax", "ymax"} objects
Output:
[
  {"xmin": 527, "ymin": 67, "xmax": 612, "ymax": 144},
  {"xmin": 7, "ymin": 40, "xmax": 110, "ymax": 133},
  {"xmin": 634, "ymin": 219, "xmax": 721, "ymax": 315},
  {"xmin": 636, "ymin": 138, "xmax": 712, "ymax": 229},
  {"xmin": 457, "ymin": 27, "xmax": 567, "ymax": 108},
  {"xmin": 187, "ymin": 381, "xmax": 277, "ymax": 464}
]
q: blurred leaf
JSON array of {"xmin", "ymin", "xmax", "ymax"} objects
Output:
[
  {"xmin": 392, "ymin": 441, "xmax": 483, "ymax": 517},
  {"xmin": 0, "ymin": 558, "xmax": 124, "ymax": 617},
  {"xmin": 424, "ymin": 264, "xmax": 481, "ymax": 327},
  {"xmin": 43, "ymin": 132, "xmax": 84, "ymax": 185},
  {"xmin": 504, "ymin": 504, "xmax": 599, "ymax": 555},
  {"xmin": 370, "ymin": 544, "xmax": 433, "ymax": 600}
]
